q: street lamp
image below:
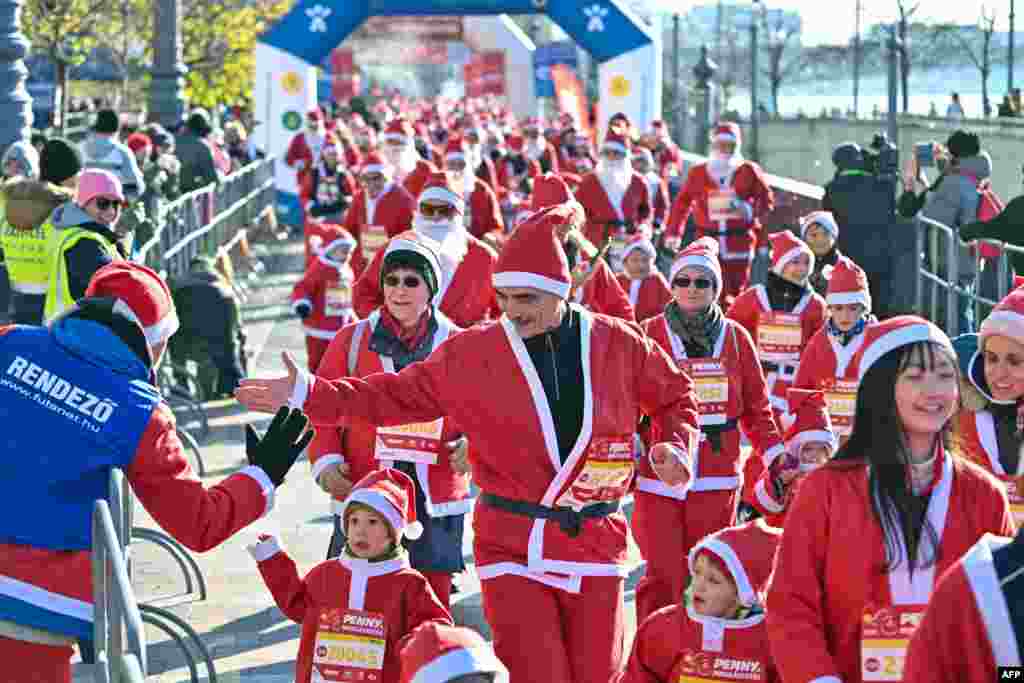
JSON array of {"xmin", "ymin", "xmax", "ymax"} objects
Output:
[
  {"xmin": 0, "ymin": 0, "xmax": 31, "ymax": 150},
  {"xmin": 750, "ymin": 0, "xmax": 765, "ymax": 162},
  {"xmin": 148, "ymin": 0, "xmax": 187, "ymax": 127}
]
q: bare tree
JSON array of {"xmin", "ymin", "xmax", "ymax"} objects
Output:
[
  {"xmin": 760, "ymin": 11, "xmax": 803, "ymax": 115},
  {"xmin": 895, "ymin": 0, "xmax": 921, "ymax": 113},
  {"xmin": 934, "ymin": 8, "xmax": 999, "ymax": 117}
]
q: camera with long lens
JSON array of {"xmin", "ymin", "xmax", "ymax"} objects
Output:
[{"xmin": 861, "ymin": 132, "xmax": 899, "ymax": 180}]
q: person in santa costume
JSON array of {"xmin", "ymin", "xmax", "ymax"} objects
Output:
[
  {"xmin": 955, "ymin": 285, "xmax": 1024, "ymax": 528},
  {"xmin": 791, "ymin": 258, "xmax": 874, "ymax": 445},
  {"xmin": 902, "ymin": 527, "xmax": 1023, "ymax": 683},
  {"xmin": 286, "ymin": 108, "xmax": 329, "ymax": 197},
  {"xmin": 631, "ymin": 147, "xmax": 670, "ymax": 228},
  {"xmin": 617, "ymin": 520, "xmax": 783, "ymax": 683},
  {"xmin": 523, "ymin": 116, "xmax": 559, "ymax": 174},
  {"xmin": 309, "ymin": 233, "xmax": 472, "ymax": 605},
  {"xmin": 664, "ymin": 122, "xmax": 774, "ymax": 301},
  {"xmin": 635, "ymin": 237, "xmax": 784, "ymax": 624},
  {"xmin": 648, "ymin": 119, "xmax": 683, "ymax": 181},
  {"xmin": 248, "ymin": 469, "xmax": 453, "ymax": 683},
  {"xmin": 236, "ymin": 203, "xmax": 701, "ymax": 683},
  {"xmin": 0, "ymin": 262, "xmax": 314, "ymax": 682},
  {"xmin": 353, "ymin": 172, "xmax": 499, "ymax": 328},
  {"xmin": 798, "ymin": 210, "xmax": 848, "ymax": 298},
  {"xmin": 443, "ymin": 137, "xmax": 504, "ymax": 240},
  {"xmin": 575, "ymin": 129, "xmax": 653, "ymax": 273},
  {"xmin": 614, "ymin": 232, "xmax": 672, "ymax": 323},
  {"xmin": 300, "ymin": 135, "xmax": 358, "ymax": 268},
  {"xmin": 399, "ymin": 623, "xmax": 508, "ymax": 683},
  {"xmin": 766, "ymin": 315, "xmax": 1015, "ymax": 683},
  {"xmin": 558, "ymin": 127, "xmax": 596, "ymax": 178},
  {"xmin": 750, "ymin": 388, "xmax": 838, "ymax": 528},
  {"xmin": 291, "ymin": 227, "xmax": 358, "ymax": 372},
  {"xmin": 530, "ymin": 173, "xmax": 635, "ymax": 322},
  {"xmin": 383, "ymin": 116, "xmax": 438, "ymax": 200},
  {"xmin": 461, "ymin": 121, "xmax": 499, "ymax": 193},
  {"xmin": 343, "ymin": 152, "xmax": 416, "ymax": 277}
]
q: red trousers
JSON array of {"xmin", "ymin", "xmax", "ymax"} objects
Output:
[
  {"xmin": 422, "ymin": 570, "xmax": 452, "ymax": 608},
  {"xmin": 480, "ymin": 573, "xmax": 624, "ymax": 683},
  {"xmin": 0, "ymin": 635, "xmax": 74, "ymax": 683},
  {"xmin": 632, "ymin": 488, "xmax": 739, "ymax": 625},
  {"xmin": 720, "ymin": 258, "xmax": 754, "ymax": 303},
  {"xmin": 305, "ymin": 335, "xmax": 332, "ymax": 373}
]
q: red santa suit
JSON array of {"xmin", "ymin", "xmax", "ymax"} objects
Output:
[
  {"xmin": 665, "ymin": 123, "xmax": 774, "ymax": 300},
  {"xmin": 291, "ymin": 230, "xmax": 358, "ymax": 372},
  {"xmin": 343, "ymin": 154, "xmax": 415, "ymax": 277},
  {"xmin": 442, "ymin": 138, "xmax": 505, "ymax": 240},
  {"xmin": 282, "ymin": 206, "xmax": 700, "ymax": 683},
  {"xmin": 399, "ymin": 623, "xmax": 508, "ymax": 683},
  {"xmin": 903, "ymin": 531, "xmax": 1023, "ymax": 683},
  {"xmin": 523, "ymin": 118, "xmax": 560, "ymax": 175},
  {"xmin": 301, "ymin": 143, "xmax": 359, "ymax": 267},
  {"xmin": 383, "ymin": 117, "xmax": 438, "ymax": 199},
  {"xmin": 616, "ymin": 235, "xmax": 672, "ymax": 323},
  {"xmin": 286, "ymin": 109, "xmax": 329, "ymax": 191}
]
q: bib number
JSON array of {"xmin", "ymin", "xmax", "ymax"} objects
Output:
[
  {"xmin": 860, "ymin": 604, "xmax": 926, "ymax": 682},
  {"xmin": 757, "ymin": 313, "xmax": 802, "ymax": 364},
  {"xmin": 362, "ymin": 225, "xmax": 388, "ymax": 260},
  {"xmin": 324, "ymin": 281, "xmax": 352, "ymax": 318},
  {"xmin": 1003, "ymin": 476, "xmax": 1024, "ymax": 528},
  {"xmin": 824, "ymin": 379, "xmax": 858, "ymax": 437},
  {"xmin": 708, "ymin": 189, "xmax": 742, "ymax": 222},
  {"xmin": 670, "ymin": 648, "xmax": 768, "ymax": 682},
  {"xmin": 312, "ymin": 608, "xmax": 387, "ymax": 682},
  {"xmin": 681, "ymin": 359, "xmax": 729, "ymax": 426},
  {"xmin": 375, "ymin": 419, "xmax": 444, "ymax": 465},
  {"xmin": 555, "ymin": 437, "xmax": 634, "ymax": 511},
  {"xmin": 317, "ymin": 181, "xmax": 341, "ymax": 206}
]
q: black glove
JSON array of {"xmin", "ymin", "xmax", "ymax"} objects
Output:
[
  {"xmin": 295, "ymin": 302, "xmax": 312, "ymax": 319},
  {"xmin": 245, "ymin": 407, "xmax": 315, "ymax": 486}
]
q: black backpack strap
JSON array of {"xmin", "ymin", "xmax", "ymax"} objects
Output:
[{"xmin": 993, "ymin": 530, "xmax": 1024, "ymax": 645}]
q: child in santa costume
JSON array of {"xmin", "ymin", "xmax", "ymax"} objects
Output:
[
  {"xmin": 615, "ymin": 232, "xmax": 672, "ymax": 323},
  {"xmin": 343, "ymin": 153, "xmax": 416, "ymax": 277},
  {"xmin": 353, "ymin": 172, "xmax": 499, "ymax": 328},
  {"xmin": 291, "ymin": 227, "xmax": 358, "ymax": 372},
  {"xmin": 301, "ymin": 136, "xmax": 358, "ymax": 268},
  {"xmin": 664, "ymin": 122, "xmax": 774, "ymax": 301},
  {"xmin": 442, "ymin": 137, "xmax": 504, "ymax": 240},
  {"xmin": 792, "ymin": 258, "xmax": 875, "ymax": 444},
  {"xmin": 631, "ymin": 147, "xmax": 670, "ymax": 228},
  {"xmin": 800, "ymin": 210, "xmax": 846, "ymax": 298},
  {"xmin": 767, "ymin": 316, "xmax": 1015, "ymax": 683},
  {"xmin": 310, "ymin": 233, "xmax": 472, "ymax": 605},
  {"xmin": 955, "ymin": 286, "xmax": 1024, "ymax": 528},
  {"xmin": 902, "ymin": 528, "xmax": 1023, "ymax": 683},
  {"xmin": 399, "ymin": 623, "xmax": 508, "ymax": 683},
  {"xmin": 751, "ymin": 388, "xmax": 838, "ymax": 527},
  {"xmin": 249, "ymin": 469, "xmax": 453, "ymax": 683},
  {"xmin": 382, "ymin": 117, "xmax": 438, "ymax": 200},
  {"xmin": 237, "ymin": 203, "xmax": 701, "ymax": 683},
  {"xmin": 635, "ymin": 237, "xmax": 784, "ymax": 624},
  {"xmin": 617, "ymin": 520, "xmax": 783, "ymax": 683}
]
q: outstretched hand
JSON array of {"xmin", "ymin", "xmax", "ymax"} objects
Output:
[
  {"xmin": 245, "ymin": 406, "xmax": 315, "ymax": 487},
  {"xmin": 650, "ymin": 443, "xmax": 691, "ymax": 488},
  {"xmin": 236, "ymin": 351, "xmax": 302, "ymax": 414}
]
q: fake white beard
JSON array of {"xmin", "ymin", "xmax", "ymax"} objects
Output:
[
  {"xmin": 413, "ymin": 215, "xmax": 468, "ymax": 285},
  {"xmin": 598, "ymin": 159, "xmax": 632, "ymax": 196},
  {"xmin": 708, "ymin": 151, "xmax": 743, "ymax": 176},
  {"xmin": 525, "ymin": 138, "xmax": 545, "ymax": 161},
  {"xmin": 465, "ymin": 145, "xmax": 482, "ymax": 170},
  {"xmin": 385, "ymin": 145, "xmax": 419, "ymax": 176}
]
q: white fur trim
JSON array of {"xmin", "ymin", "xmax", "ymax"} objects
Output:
[
  {"xmin": 411, "ymin": 645, "xmax": 508, "ymax": 683},
  {"xmin": 361, "ymin": 163, "xmax": 387, "ymax": 175},
  {"xmin": 384, "ymin": 237, "xmax": 444, "ymax": 293},
  {"xmin": 623, "ymin": 239, "xmax": 656, "ymax": 261},
  {"xmin": 405, "ymin": 520, "xmax": 424, "ymax": 540},
  {"xmin": 962, "ymin": 534, "xmax": 1022, "ymax": 666},
  {"xmin": 859, "ymin": 322, "xmax": 953, "ymax": 381},
  {"xmin": 689, "ymin": 537, "xmax": 756, "ymax": 606},
  {"xmin": 636, "ymin": 475, "xmax": 689, "ymax": 500},
  {"xmin": 493, "ymin": 271, "xmax": 570, "ymax": 299},
  {"xmin": 238, "ymin": 465, "xmax": 275, "ymax": 517},
  {"xmin": 302, "ymin": 326, "xmax": 339, "ymax": 340},
  {"xmin": 321, "ymin": 235, "xmax": 357, "ymax": 254},
  {"xmin": 826, "ymin": 290, "xmax": 871, "ymax": 310},
  {"xmin": 419, "ymin": 186, "xmax": 464, "ymax": 211},
  {"xmin": 342, "ymin": 488, "xmax": 408, "ymax": 538},
  {"xmin": 112, "ymin": 297, "xmax": 178, "ymax": 345},
  {"xmin": 772, "ymin": 245, "xmax": 811, "ymax": 275},
  {"xmin": 714, "ymin": 132, "xmax": 738, "ymax": 143},
  {"xmin": 247, "ymin": 535, "xmax": 282, "ymax": 562},
  {"xmin": 761, "ymin": 443, "xmax": 785, "ymax": 468},
  {"xmin": 786, "ymin": 430, "xmax": 838, "ymax": 458},
  {"xmin": 382, "ymin": 133, "xmax": 408, "ymax": 143},
  {"xmin": 980, "ymin": 309, "xmax": 1024, "ymax": 344},
  {"xmin": 311, "ymin": 453, "xmax": 344, "ymax": 482},
  {"xmin": 809, "ymin": 678, "xmax": 843, "ymax": 683},
  {"xmin": 289, "ymin": 366, "xmax": 312, "ymax": 410},
  {"xmin": 602, "ymin": 140, "xmax": 627, "ymax": 154},
  {"xmin": 753, "ymin": 477, "xmax": 785, "ymax": 514},
  {"xmin": 670, "ymin": 255, "xmax": 722, "ymax": 296},
  {"xmin": 445, "ymin": 152, "xmax": 466, "ymax": 162}
]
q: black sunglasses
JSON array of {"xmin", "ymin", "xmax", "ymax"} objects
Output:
[
  {"xmin": 672, "ymin": 277, "xmax": 713, "ymax": 290},
  {"xmin": 419, "ymin": 204, "xmax": 456, "ymax": 219},
  {"xmin": 94, "ymin": 197, "xmax": 122, "ymax": 212},
  {"xmin": 383, "ymin": 275, "xmax": 424, "ymax": 289}
]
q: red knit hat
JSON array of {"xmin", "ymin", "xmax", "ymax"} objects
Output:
[
  {"xmin": 125, "ymin": 132, "xmax": 151, "ymax": 154},
  {"xmin": 418, "ymin": 171, "xmax": 464, "ymax": 214},
  {"xmin": 670, "ymin": 236, "xmax": 723, "ymax": 298},
  {"xmin": 341, "ymin": 469, "xmax": 423, "ymax": 540},
  {"xmin": 84, "ymin": 262, "xmax": 179, "ymax": 346},
  {"xmin": 384, "ymin": 116, "xmax": 414, "ymax": 143},
  {"xmin": 444, "ymin": 137, "xmax": 467, "ymax": 162},
  {"xmin": 712, "ymin": 121, "xmax": 742, "ymax": 145},
  {"xmin": 769, "ymin": 230, "xmax": 814, "ymax": 276},
  {"xmin": 493, "ymin": 205, "xmax": 573, "ymax": 299},
  {"xmin": 360, "ymin": 152, "xmax": 392, "ymax": 178},
  {"xmin": 601, "ymin": 129, "xmax": 630, "ymax": 155},
  {"xmin": 784, "ymin": 389, "xmax": 838, "ymax": 463},
  {"xmin": 858, "ymin": 315, "xmax": 953, "ymax": 381},
  {"xmin": 400, "ymin": 624, "xmax": 508, "ymax": 683},
  {"xmin": 826, "ymin": 257, "xmax": 871, "ymax": 311},
  {"xmin": 688, "ymin": 521, "xmax": 782, "ymax": 607}
]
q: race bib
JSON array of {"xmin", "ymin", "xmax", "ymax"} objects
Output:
[
  {"xmin": 860, "ymin": 604, "xmax": 926, "ymax": 682},
  {"xmin": 311, "ymin": 608, "xmax": 387, "ymax": 682},
  {"xmin": 1001, "ymin": 476, "xmax": 1024, "ymax": 528},
  {"xmin": 324, "ymin": 281, "xmax": 352, "ymax": 318},
  {"xmin": 681, "ymin": 359, "xmax": 729, "ymax": 426},
  {"xmin": 824, "ymin": 378, "xmax": 858, "ymax": 437},
  {"xmin": 757, "ymin": 313, "xmax": 802, "ymax": 364},
  {"xmin": 361, "ymin": 225, "xmax": 388, "ymax": 260},
  {"xmin": 555, "ymin": 437, "xmax": 634, "ymax": 511},
  {"xmin": 317, "ymin": 181, "xmax": 341, "ymax": 206},
  {"xmin": 708, "ymin": 188, "xmax": 742, "ymax": 223},
  {"xmin": 670, "ymin": 648, "xmax": 768, "ymax": 682},
  {"xmin": 375, "ymin": 419, "xmax": 444, "ymax": 465}
]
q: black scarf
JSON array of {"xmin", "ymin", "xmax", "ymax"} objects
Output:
[
  {"xmin": 765, "ymin": 271, "xmax": 810, "ymax": 311},
  {"xmin": 369, "ymin": 310, "xmax": 438, "ymax": 373},
  {"xmin": 809, "ymin": 247, "xmax": 840, "ymax": 297},
  {"xmin": 664, "ymin": 301, "xmax": 724, "ymax": 358},
  {"xmin": 989, "ymin": 402, "xmax": 1024, "ymax": 475}
]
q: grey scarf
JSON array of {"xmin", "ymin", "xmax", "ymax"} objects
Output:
[{"xmin": 665, "ymin": 301, "xmax": 724, "ymax": 358}]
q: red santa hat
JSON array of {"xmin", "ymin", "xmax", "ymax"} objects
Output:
[
  {"xmin": 418, "ymin": 171, "xmax": 464, "ymax": 214},
  {"xmin": 444, "ymin": 137, "xmax": 467, "ymax": 163},
  {"xmin": 979, "ymin": 286, "xmax": 1024, "ymax": 346},
  {"xmin": 528, "ymin": 173, "xmax": 585, "ymax": 229},
  {"xmin": 360, "ymin": 152, "xmax": 392, "ymax": 179},
  {"xmin": 317, "ymin": 224, "xmax": 358, "ymax": 258},
  {"xmin": 340, "ymin": 469, "xmax": 423, "ymax": 541},
  {"xmin": 83, "ymin": 262, "xmax": 179, "ymax": 346},
  {"xmin": 669, "ymin": 236, "xmax": 723, "ymax": 299},
  {"xmin": 769, "ymin": 230, "xmax": 814, "ymax": 277},
  {"xmin": 399, "ymin": 624, "xmax": 508, "ymax": 683},
  {"xmin": 785, "ymin": 389, "xmax": 838, "ymax": 464},
  {"xmin": 858, "ymin": 315, "xmax": 954, "ymax": 382},
  {"xmin": 688, "ymin": 521, "xmax": 782, "ymax": 607},
  {"xmin": 383, "ymin": 116, "xmax": 414, "ymax": 144},
  {"xmin": 601, "ymin": 129, "xmax": 630, "ymax": 155},
  {"xmin": 493, "ymin": 204, "xmax": 573, "ymax": 299},
  {"xmin": 712, "ymin": 121, "xmax": 742, "ymax": 145},
  {"xmin": 622, "ymin": 231, "xmax": 657, "ymax": 262},
  {"xmin": 826, "ymin": 258, "xmax": 871, "ymax": 311},
  {"xmin": 799, "ymin": 210, "xmax": 839, "ymax": 241}
]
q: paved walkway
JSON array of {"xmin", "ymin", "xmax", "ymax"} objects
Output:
[{"xmin": 73, "ymin": 237, "xmax": 645, "ymax": 682}]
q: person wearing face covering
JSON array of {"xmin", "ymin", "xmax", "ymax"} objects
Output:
[
  {"xmin": 343, "ymin": 153, "xmax": 416, "ymax": 277},
  {"xmin": 352, "ymin": 172, "xmax": 499, "ymax": 328},
  {"xmin": 382, "ymin": 117, "xmax": 438, "ymax": 200},
  {"xmin": 523, "ymin": 116, "xmax": 559, "ymax": 174},
  {"xmin": 442, "ymin": 137, "xmax": 504, "ymax": 241}
]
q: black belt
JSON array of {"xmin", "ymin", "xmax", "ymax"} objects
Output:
[
  {"xmin": 762, "ymin": 361, "xmax": 797, "ymax": 376},
  {"xmin": 702, "ymin": 417, "xmax": 738, "ymax": 453},
  {"xmin": 481, "ymin": 492, "xmax": 619, "ymax": 538}
]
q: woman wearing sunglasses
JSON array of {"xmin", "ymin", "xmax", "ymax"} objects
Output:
[
  {"xmin": 308, "ymin": 231, "xmax": 471, "ymax": 607},
  {"xmin": 633, "ymin": 236, "xmax": 785, "ymax": 626}
]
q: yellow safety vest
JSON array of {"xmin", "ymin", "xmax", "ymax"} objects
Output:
[
  {"xmin": 0, "ymin": 198, "xmax": 53, "ymax": 295},
  {"xmin": 44, "ymin": 226, "xmax": 122, "ymax": 322}
]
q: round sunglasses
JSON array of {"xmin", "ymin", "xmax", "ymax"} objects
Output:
[
  {"xmin": 672, "ymin": 276, "xmax": 713, "ymax": 290},
  {"xmin": 383, "ymin": 275, "xmax": 424, "ymax": 289}
]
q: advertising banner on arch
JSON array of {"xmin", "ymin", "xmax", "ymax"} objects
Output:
[
  {"xmin": 533, "ymin": 41, "xmax": 577, "ymax": 98},
  {"xmin": 551, "ymin": 63, "xmax": 591, "ymax": 139}
]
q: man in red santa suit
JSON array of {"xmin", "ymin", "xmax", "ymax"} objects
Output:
[
  {"xmin": 649, "ymin": 119, "xmax": 683, "ymax": 180},
  {"xmin": 352, "ymin": 172, "xmax": 499, "ymax": 328},
  {"xmin": 575, "ymin": 130, "xmax": 653, "ymax": 274},
  {"xmin": 632, "ymin": 148, "xmax": 671, "ymax": 228},
  {"xmin": 523, "ymin": 116, "xmax": 560, "ymax": 174},
  {"xmin": 382, "ymin": 116, "xmax": 437, "ymax": 200},
  {"xmin": 664, "ymin": 122, "xmax": 774, "ymax": 301},
  {"xmin": 236, "ymin": 203, "xmax": 701, "ymax": 683},
  {"xmin": 343, "ymin": 152, "xmax": 416, "ymax": 277},
  {"xmin": 286, "ymin": 108, "xmax": 328, "ymax": 196},
  {"xmin": 462, "ymin": 120, "xmax": 499, "ymax": 193},
  {"xmin": 443, "ymin": 137, "xmax": 504, "ymax": 241},
  {"xmin": 903, "ymin": 529, "xmax": 1023, "ymax": 683}
]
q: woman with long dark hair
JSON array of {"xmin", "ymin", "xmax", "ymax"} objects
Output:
[{"xmin": 767, "ymin": 316, "xmax": 1014, "ymax": 683}]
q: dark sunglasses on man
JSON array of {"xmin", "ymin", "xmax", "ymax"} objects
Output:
[
  {"xmin": 419, "ymin": 203, "xmax": 456, "ymax": 220},
  {"xmin": 672, "ymin": 276, "xmax": 713, "ymax": 290},
  {"xmin": 383, "ymin": 274, "xmax": 424, "ymax": 289}
]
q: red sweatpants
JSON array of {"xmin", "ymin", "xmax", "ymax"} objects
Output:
[
  {"xmin": 0, "ymin": 635, "xmax": 74, "ymax": 683},
  {"xmin": 422, "ymin": 570, "xmax": 452, "ymax": 608},
  {"xmin": 632, "ymin": 488, "xmax": 739, "ymax": 625},
  {"xmin": 305, "ymin": 336, "xmax": 331, "ymax": 373},
  {"xmin": 720, "ymin": 258, "xmax": 754, "ymax": 302},
  {"xmin": 480, "ymin": 573, "xmax": 624, "ymax": 683}
]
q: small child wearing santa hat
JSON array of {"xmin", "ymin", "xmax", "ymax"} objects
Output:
[
  {"xmin": 751, "ymin": 388, "xmax": 838, "ymax": 527},
  {"xmin": 618, "ymin": 521, "xmax": 783, "ymax": 683},
  {"xmin": 248, "ymin": 469, "xmax": 452, "ymax": 683},
  {"xmin": 614, "ymin": 231, "xmax": 672, "ymax": 323},
  {"xmin": 799, "ymin": 210, "xmax": 846, "ymax": 298}
]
